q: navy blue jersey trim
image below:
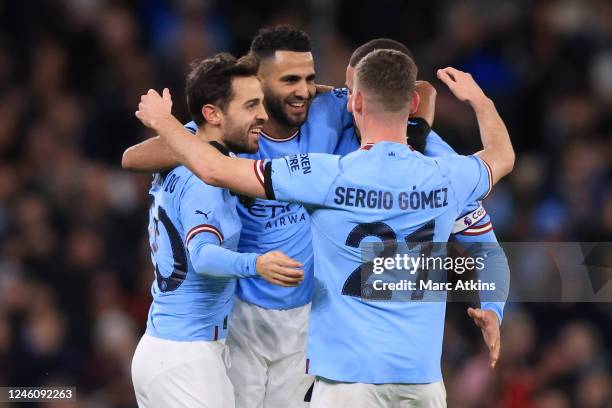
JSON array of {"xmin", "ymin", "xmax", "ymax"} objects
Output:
[{"xmin": 263, "ymin": 162, "xmax": 275, "ymax": 200}]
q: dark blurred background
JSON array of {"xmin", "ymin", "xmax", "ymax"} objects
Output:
[{"xmin": 0, "ymin": 0, "xmax": 611, "ymax": 407}]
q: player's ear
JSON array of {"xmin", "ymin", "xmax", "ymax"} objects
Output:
[
  {"xmin": 203, "ymin": 104, "xmax": 222, "ymax": 126},
  {"xmin": 354, "ymin": 91, "xmax": 363, "ymax": 115},
  {"xmin": 410, "ymin": 90, "xmax": 420, "ymax": 115}
]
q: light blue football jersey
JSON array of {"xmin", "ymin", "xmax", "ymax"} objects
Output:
[
  {"xmin": 145, "ymin": 140, "xmax": 247, "ymax": 341},
  {"xmin": 332, "ymin": 88, "xmax": 507, "ymax": 321},
  {"xmin": 233, "ymin": 90, "xmax": 353, "ymax": 309},
  {"xmin": 258, "ymin": 142, "xmax": 492, "ymax": 383}
]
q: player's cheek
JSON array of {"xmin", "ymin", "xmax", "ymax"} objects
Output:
[{"xmin": 308, "ymin": 84, "xmax": 316, "ymax": 98}]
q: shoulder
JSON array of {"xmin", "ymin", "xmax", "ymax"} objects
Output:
[
  {"xmin": 424, "ymin": 130, "xmax": 457, "ymax": 157},
  {"xmin": 310, "ymin": 88, "xmax": 349, "ymax": 109},
  {"xmin": 172, "ymin": 166, "xmax": 222, "ymax": 199},
  {"xmin": 432, "ymin": 153, "xmax": 475, "ymax": 170}
]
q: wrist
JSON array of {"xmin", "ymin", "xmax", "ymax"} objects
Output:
[
  {"xmin": 484, "ymin": 308, "xmax": 501, "ymax": 326},
  {"xmin": 152, "ymin": 112, "xmax": 177, "ymax": 133},
  {"xmin": 254, "ymin": 254, "xmax": 262, "ymax": 275},
  {"xmin": 470, "ymin": 96, "xmax": 493, "ymax": 112}
]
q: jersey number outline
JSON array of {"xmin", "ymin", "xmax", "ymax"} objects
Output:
[
  {"xmin": 341, "ymin": 220, "xmax": 435, "ymax": 300},
  {"xmin": 149, "ymin": 194, "xmax": 188, "ymax": 292}
]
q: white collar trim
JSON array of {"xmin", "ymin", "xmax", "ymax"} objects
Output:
[{"xmin": 260, "ymin": 129, "xmax": 299, "ymax": 142}]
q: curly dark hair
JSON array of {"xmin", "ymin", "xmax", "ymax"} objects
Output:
[
  {"xmin": 185, "ymin": 53, "xmax": 259, "ymax": 126},
  {"xmin": 250, "ymin": 25, "xmax": 312, "ymax": 60}
]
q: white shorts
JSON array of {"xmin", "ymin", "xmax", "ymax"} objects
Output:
[
  {"xmin": 131, "ymin": 333, "xmax": 234, "ymax": 408},
  {"xmin": 226, "ymin": 298, "xmax": 314, "ymax": 408},
  {"xmin": 311, "ymin": 377, "xmax": 446, "ymax": 408}
]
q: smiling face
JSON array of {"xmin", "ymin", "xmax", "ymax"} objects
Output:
[
  {"xmin": 258, "ymin": 50, "xmax": 316, "ymax": 129},
  {"xmin": 220, "ymin": 76, "xmax": 268, "ymax": 154}
]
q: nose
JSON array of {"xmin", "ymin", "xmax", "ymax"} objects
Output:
[
  {"xmin": 294, "ymin": 80, "xmax": 309, "ymax": 100},
  {"xmin": 257, "ymin": 104, "xmax": 268, "ymax": 122}
]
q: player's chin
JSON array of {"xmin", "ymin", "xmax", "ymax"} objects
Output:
[
  {"xmin": 286, "ymin": 110, "xmax": 309, "ymax": 127},
  {"xmin": 244, "ymin": 137, "xmax": 260, "ymax": 153}
]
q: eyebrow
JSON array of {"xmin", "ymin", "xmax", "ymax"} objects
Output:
[
  {"xmin": 280, "ymin": 73, "xmax": 316, "ymax": 82},
  {"xmin": 280, "ymin": 75, "xmax": 301, "ymax": 82},
  {"xmin": 244, "ymin": 98, "xmax": 260, "ymax": 106}
]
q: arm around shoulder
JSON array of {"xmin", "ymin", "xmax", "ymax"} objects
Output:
[{"xmin": 121, "ymin": 136, "xmax": 179, "ymax": 172}]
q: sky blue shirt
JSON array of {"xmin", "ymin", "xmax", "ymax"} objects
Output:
[
  {"xmin": 234, "ymin": 90, "xmax": 353, "ymax": 309},
  {"xmin": 182, "ymin": 90, "xmax": 507, "ymax": 319},
  {"xmin": 333, "ymin": 91, "xmax": 507, "ymax": 322},
  {"xmin": 145, "ymin": 135, "xmax": 258, "ymax": 341},
  {"xmin": 259, "ymin": 142, "xmax": 492, "ymax": 383}
]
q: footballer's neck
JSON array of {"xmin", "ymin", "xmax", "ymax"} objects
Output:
[
  {"xmin": 360, "ymin": 115, "xmax": 410, "ymax": 147},
  {"xmin": 195, "ymin": 126, "xmax": 227, "ymax": 148},
  {"xmin": 262, "ymin": 117, "xmax": 299, "ymax": 140}
]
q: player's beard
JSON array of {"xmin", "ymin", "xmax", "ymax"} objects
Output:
[
  {"xmin": 223, "ymin": 117, "xmax": 263, "ymax": 154},
  {"xmin": 263, "ymin": 89, "xmax": 311, "ymax": 129}
]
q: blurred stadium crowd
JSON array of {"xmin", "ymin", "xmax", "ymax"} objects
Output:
[{"xmin": 0, "ymin": 0, "xmax": 610, "ymax": 407}]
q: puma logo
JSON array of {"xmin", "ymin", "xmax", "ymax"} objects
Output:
[{"xmin": 195, "ymin": 210, "xmax": 210, "ymax": 219}]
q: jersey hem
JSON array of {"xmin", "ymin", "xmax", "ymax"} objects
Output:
[
  {"xmin": 235, "ymin": 295, "xmax": 311, "ymax": 311},
  {"xmin": 145, "ymin": 328, "xmax": 228, "ymax": 342},
  {"xmin": 312, "ymin": 371, "xmax": 443, "ymax": 385}
]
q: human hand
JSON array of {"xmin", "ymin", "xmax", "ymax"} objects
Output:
[
  {"xmin": 256, "ymin": 251, "xmax": 304, "ymax": 287},
  {"xmin": 135, "ymin": 88, "xmax": 173, "ymax": 130},
  {"xmin": 468, "ymin": 307, "xmax": 501, "ymax": 369}
]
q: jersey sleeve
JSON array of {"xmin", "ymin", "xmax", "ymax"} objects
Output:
[
  {"xmin": 332, "ymin": 88, "xmax": 354, "ymax": 130},
  {"xmin": 452, "ymin": 215, "xmax": 509, "ymax": 323},
  {"xmin": 326, "ymin": 88, "xmax": 354, "ymax": 134},
  {"xmin": 441, "ymin": 154, "xmax": 492, "ymax": 210},
  {"xmin": 313, "ymin": 89, "xmax": 355, "ymax": 153},
  {"xmin": 333, "ymin": 125, "xmax": 361, "ymax": 156},
  {"xmin": 184, "ymin": 121, "xmax": 197, "ymax": 134},
  {"xmin": 423, "ymin": 129, "xmax": 458, "ymax": 157},
  {"xmin": 177, "ymin": 175, "xmax": 258, "ymax": 278},
  {"xmin": 452, "ymin": 203, "xmax": 491, "ymax": 235},
  {"xmin": 189, "ymin": 241, "xmax": 259, "ymax": 278},
  {"xmin": 178, "ymin": 175, "xmax": 225, "ymax": 248},
  {"xmin": 256, "ymin": 153, "xmax": 341, "ymax": 207}
]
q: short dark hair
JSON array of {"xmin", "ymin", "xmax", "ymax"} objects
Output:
[
  {"xmin": 250, "ymin": 25, "xmax": 311, "ymax": 60},
  {"xmin": 349, "ymin": 38, "xmax": 414, "ymax": 68},
  {"xmin": 185, "ymin": 53, "xmax": 259, "ymax": 126},
  {"xmin": 355, "ymin": 49, "xmax": 417, "ymax": 112}
]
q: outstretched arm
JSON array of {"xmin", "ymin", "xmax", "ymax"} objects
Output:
[
  {"xmin": 121, "ymin": 136, "xmax": 178, "ymax": 172},
  {"xmin": 191, "ymin": 244, "xmax": 304, "ymax": 286},
  {"xmin": 125, "ymin": 82, "xmax": 342, "ymax": 172},
  {"xmin": 437, "ymin": 68, "xmax": 514, "ymax": 185},
  {"xmin": 135, "ymin": 88, "xmax": 266, "ymax": 198}
]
